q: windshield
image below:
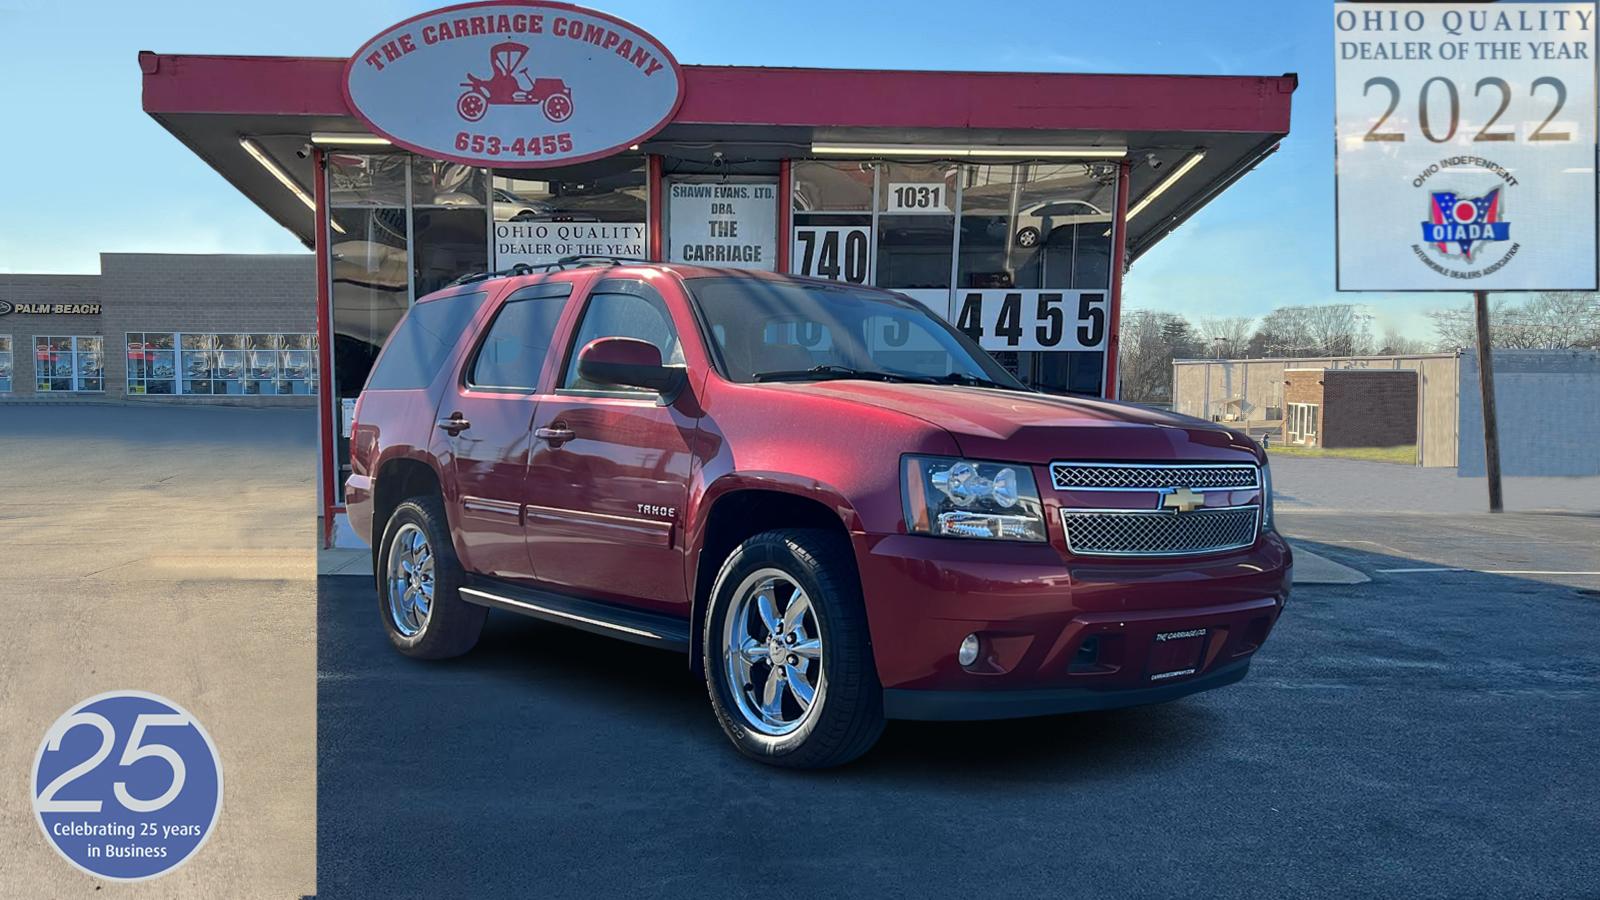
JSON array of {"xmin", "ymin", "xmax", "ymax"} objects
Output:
[{"xmin": 684, "ymin": 275, "xmax": 1026, "ymax": 389}]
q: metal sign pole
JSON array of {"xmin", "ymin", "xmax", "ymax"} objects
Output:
[{"xmin": 1473, "ymin": 290, "xmax": 1503, "ymax": 513}]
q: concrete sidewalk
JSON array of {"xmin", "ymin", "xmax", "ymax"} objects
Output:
[{"xmin": 0, "ymin": 406, "xmax": 317, "ymax": 898}]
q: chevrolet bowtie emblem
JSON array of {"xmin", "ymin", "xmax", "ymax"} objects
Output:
[{"xmin": 1160, "ymin": 487, "xmax": 1205, "ymax": 513}]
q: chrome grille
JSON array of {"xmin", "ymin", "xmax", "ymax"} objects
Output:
[
  {"xmin": 1050, "ymin": 462, "xmax": 1259, "ymax": 491},
  {"xmin": 1061, "ymin": 506, "xmax": 1260, "ymax": 557}
]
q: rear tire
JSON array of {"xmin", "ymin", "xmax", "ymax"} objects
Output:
[
  {"xmin": 703, "ymin": 529, "xmax": 884, "ymax": 768},
  {"xmin": 377, "ymin": 496, "xmax": 485, "ymax": 659}
]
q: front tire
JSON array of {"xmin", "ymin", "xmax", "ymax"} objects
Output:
[
  {"xmin": 377, "ymin": 496, "xmax": 485, "ymax": 659},
  {"xmin": 703, "ymin": 529, "xmax": 884, "ymax": 768}
]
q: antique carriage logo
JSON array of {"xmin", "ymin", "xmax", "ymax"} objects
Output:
[
  {"xmin": 455, "ymin": 41, "xmax": 574, "ymax": 124},
  {"xmin": 1420, "ymin": 188, "xmax": 1510, "ymax": 262},
  {"xmin": 343, "ymin": 1, "xmax": 684, "ymax": 168}
]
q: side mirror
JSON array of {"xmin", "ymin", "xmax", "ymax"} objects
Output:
[{"xmin": 577, "ymin": 337, "xmax": 685, "ymax": 398}]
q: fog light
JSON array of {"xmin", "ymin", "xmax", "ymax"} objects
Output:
[{"xmin": 958, "ymin": 633, "xmax": 981, "ymax": 667}]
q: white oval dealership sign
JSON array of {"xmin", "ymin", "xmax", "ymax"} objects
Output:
[{"xmin": 343, "ymin": 1, "xmax": 684, "ymax": 167}]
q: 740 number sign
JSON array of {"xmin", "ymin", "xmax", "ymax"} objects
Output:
[
  {"xmin": 792, "ymin": 226, "xmax": 871, "ymax": 284},
  {"xmin": 954, "ymin": 290, "xmax": 1107, "ymax": 352}
]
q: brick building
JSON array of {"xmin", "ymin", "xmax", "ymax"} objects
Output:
[
  {"xmin": 0, "ymin": 253, "xmax": 315, "ymax": 405},
  {"xmin": 1282, "ymin": 367, "xmax": 1418, "ymax": 450}
]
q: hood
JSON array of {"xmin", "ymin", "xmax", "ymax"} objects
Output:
[{"xmin": 776, "ymin": 382, "xmax": 1262, "ymax": 464}]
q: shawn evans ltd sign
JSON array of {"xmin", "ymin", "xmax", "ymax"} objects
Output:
[
  {"xmin": 0, "ymin": 300, "xmax": 100, "ymax": 316},
  {"xmin": 343, "ymin": 2, "xmax": 685, "ymax": 167}
]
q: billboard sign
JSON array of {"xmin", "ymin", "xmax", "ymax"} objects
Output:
[
  {"xmin": 1334, "ymin": 3, "xmax": 1597, "ymax": 291},
  {"xmin": 344, "ymin": 2, "xmax": 684, "ymax": 168}
]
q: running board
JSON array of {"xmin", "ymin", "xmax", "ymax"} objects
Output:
[{"xmin": 459, "ymin": 578, "xmax": 690, "ymax": 653}]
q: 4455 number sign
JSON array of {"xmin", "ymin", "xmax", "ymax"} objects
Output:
[{"xmin": 954, "ymin": 290, "xmax": 1107, "ymax": 352}]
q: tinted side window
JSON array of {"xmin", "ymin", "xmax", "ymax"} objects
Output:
[
  {"xmin": 366, "ymin": 292, "xmax": 485, "ymax": 390},
  {"xmin": 561, "ymin": 285, "xmax": 682, "ymax": 390},
  {"xmin": 468, "ymin": 285, "xmax": 570, "ymax": 390}
]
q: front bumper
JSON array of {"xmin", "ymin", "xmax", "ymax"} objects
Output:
[
  {"xmin": 885, "ymin": 658, "xmax": 1251, "ymax": 720},
  {"xmin": 853, "ymin": 530, "xmax": 1291, "ymax": 719}
]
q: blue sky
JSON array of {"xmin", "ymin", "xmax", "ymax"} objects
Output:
[{"xmin": 0, "ymin": 0, "xmax": 1447, "ymax": 338}]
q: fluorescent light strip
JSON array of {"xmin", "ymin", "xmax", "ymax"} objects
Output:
[
  {"xmin": 1126, "ymin": 151, "xmax": 1206, "ymax": 221},
  {"xmin": 239, "ymin": 137, "xmax": 343, "ymax": 234},
  {"xmin": 811, "ymin": 143, "xmax": 1125, "ymax": 159},
  {"xmin": 310, "ymin": 132, "xmax": 393, "ymax": 146}
]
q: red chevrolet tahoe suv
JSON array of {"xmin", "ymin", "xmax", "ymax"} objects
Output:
[{"xmin": 346, "ymin": 260, "xmax": 1290, "ymax": 768}]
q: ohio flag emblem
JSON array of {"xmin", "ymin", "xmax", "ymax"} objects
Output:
[{"xmin": 1419, "ymin": 189, "xmax": 1510, "ymax": 260}]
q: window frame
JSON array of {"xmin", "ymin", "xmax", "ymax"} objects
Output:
[
  {"xmin": 0, "ymin": 333, "xmax": 12, "ymax": 393},
  {"xmin": 35, "ymin": 334, "xmax": 103, "ymax": 393},
  {"xmin": 126, "ymin": 331, "xmax": 318, "ymax": 397},
  {"xmin": 462, "ymin": 281, "xmax": 574, "ymax": 393},
  {"xmin": 555, "ymin": 278, "xmax": 683, "ymax": 399}
]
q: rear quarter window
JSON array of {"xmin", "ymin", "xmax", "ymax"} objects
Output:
[{"xmin": 365, "ymin": 291, "xmax": 487, "ymax": 390}]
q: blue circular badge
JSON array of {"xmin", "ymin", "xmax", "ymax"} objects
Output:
[{"xmin": 31, "ymin": 691, "xmax": 223, "ymax": 881}]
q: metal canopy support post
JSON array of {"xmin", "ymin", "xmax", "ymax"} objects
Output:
[{"xmin": 1473, "ymin": 290, "xmax": 1503, "ymax": 513}]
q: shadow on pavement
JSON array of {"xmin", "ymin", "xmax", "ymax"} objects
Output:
[{"xmin": 317, "ymin": 536, "xmax": 1600, "ymax": 898}]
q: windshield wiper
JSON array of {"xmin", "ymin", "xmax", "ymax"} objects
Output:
[
  {"xmin": 752, "ymin": 364, "xmax": 906, "ymax": 383},
  {"xmin": 921, "ymin": 371, "xmax": 1026, "ymax": 391}
]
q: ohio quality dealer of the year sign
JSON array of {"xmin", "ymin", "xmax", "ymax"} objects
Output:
[
  {"xmin": 1334, "ymin": 2, "xmax": 1598, "ymax": 291},
  {"xmin": 343, "ymin": 1, "xmax": 685, "ymax": 167}
]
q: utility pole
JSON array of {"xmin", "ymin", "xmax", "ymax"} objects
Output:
[{"xmin": 1473, "ymin": 290, "xmax": 1503, "ymax": 513}]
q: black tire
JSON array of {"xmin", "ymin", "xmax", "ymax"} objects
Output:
[
  {"xmin": 376, "ymin": 496, "xmax": 485, "ymax": 660},
  {"xmin": 1015, "ymin": 226, "xmax": 1041, "ymax": 248},
  {"xmin": 702, "ymin": 529, "xmax": 884, "ymax": 768}
]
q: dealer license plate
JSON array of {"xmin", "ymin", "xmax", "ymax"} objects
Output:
[{"xmin": 1148, "ymin": 628, "xmax": 1208, "ymax": 681}]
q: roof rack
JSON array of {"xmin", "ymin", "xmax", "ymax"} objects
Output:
[{"xmin": 448, "ymin": 255, "xmax": 651, "ymax": 287}]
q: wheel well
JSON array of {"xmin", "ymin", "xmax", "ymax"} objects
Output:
[
  {"xmin": 373, "ymin": 458, "xmax": 442, "ymax": 548},
  {"xmin": 689, "ymin": 489, "xmax": 854, "ymax": 672}
]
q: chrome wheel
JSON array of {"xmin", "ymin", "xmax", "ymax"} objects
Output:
[
  {"xmin": 386, "ymin": 523, "xmax": 434, "ymax": 637},
  {"xmin": 722, "ymin": 568, "xmax": 824, "ymax": 736}
]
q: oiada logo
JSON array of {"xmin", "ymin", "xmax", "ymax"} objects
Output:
[
  {"xmin": 1415, "ymin": 182, "xmax": 1516, "ymax": 278},
  {"xmin": 343, "ymin": 2, "xmax": 684, "ymax": 168}
]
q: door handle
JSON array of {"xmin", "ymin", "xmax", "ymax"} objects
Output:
[
  {"xmin": 436, "ymin": 416, "xmax": 471, "ymax": 436},
  {"xmin": 534, "ymin": 425, "xmax": 575, "ymax": 445}
]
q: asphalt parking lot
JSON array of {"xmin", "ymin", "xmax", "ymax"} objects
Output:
[
  {"xmin": 318, "ymin": 460, "xmax": 1600, "ymax": 899},
  {"xmin": 0, "ymin": 404, "xmax": 317, "ymax": 898}
]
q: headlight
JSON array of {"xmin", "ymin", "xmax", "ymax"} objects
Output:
[
  {"xmin": 902, "ymin": 456, "xmax": 1047, "ymax": 542},
  {"xmin": 1261, "ymin": 460, "xmax": 1276, "ymax": 532}
]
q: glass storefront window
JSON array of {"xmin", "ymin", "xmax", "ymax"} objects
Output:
[
  {"xmin": 0, "ymin": 334, "xmax": 11, "ymax": 392},
  {"xmin": 792, "ymin": 161, "xmax": 874, "ymax": 286},
  {"xmin": 957, "ymin": 163, "xmax": 1115, "ymax": 291},
  {"xmin": 787, "ymin": 159, "xmax": 1119, "ymax": 396},
  {"xmin": 330, "ymin": 153, "xmax": 410, "ymax": 433},
  {"xmin": 491, "ymin": 157, "xmax": 646, "ymax": 224},
  {"xmin": 126, "ymin": 332, "xmax": 177, "ymax": 395},
  {"xmin": 412, "ymin": 160, "xmax": 486, "ymax": 208},
  {"xmin": 328, "ymin": 154, "xmax": 408, "ymax": 207},
  {"xmin": 792, "ymin": 161, "xmax": 874, "ymax": 213},
  {"xmin": 956, "ymin": 162, "xmax": 1116, "ymax": 395},
  {"xmin": 35, "ymin": 335, "xmax": 101, "ymax": 392},
  {"xmin": 876, "ymin": 163, "xmax": 957, "ymax": 292},
  {"xmin": 414, "ymin": 208, "xmax": 489, "ymax": 299},
  {"xmin": 136, "ymin": 333, "xmax": 315, "ymax": 396}
]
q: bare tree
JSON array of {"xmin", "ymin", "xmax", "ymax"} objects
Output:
[
  {"xmin": 1248, "ymin": 304, "xmax": 1373, "ymax": 357},
  {"xmin": 1377, "ymin": 327, "xmax": 1431, "ymax": 356},
  {"xmin": 1119, "ymin": 309, "xmax": 1200, "ymax": 403},
  {"xmin": 1428, "ymin": 292, "xmax": 1600, "ymax": 350},
  {"xmin": 1196, "ymin": 316, "xmax": 1255, "ymax": 358}
]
